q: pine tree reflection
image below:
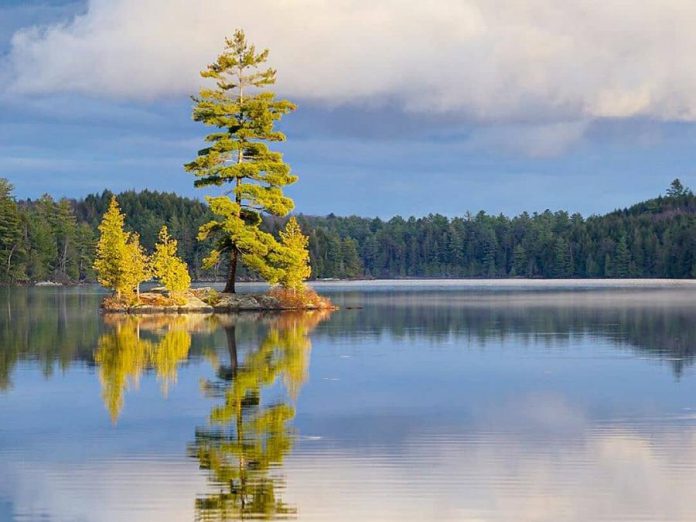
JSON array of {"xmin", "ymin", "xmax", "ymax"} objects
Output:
[{"xmin": 189, "ymin": 311, "xmax": 330, "ymax": 521}]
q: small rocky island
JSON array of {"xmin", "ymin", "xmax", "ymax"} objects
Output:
[
  {"xmin": 94, "ymin": 198, "xmax": 333, "ymax": 315},
  {"xmin": 91, "ymin": 33, "xmax": 335, "ymax": 314},
  {"xmin": 102, "ymin": 287, "xmax": 335, "ymax": 314}
]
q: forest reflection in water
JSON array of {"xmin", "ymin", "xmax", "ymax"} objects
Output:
[
  {"xmin": 92, "ymin": 309, "xmax": 331, "ymax": 520},
  {"xmin": 4, "ymin": 285, "xmax": 696, "ymax": 520},
  {"xmin": 327, "ymin": 289, "xmax": 696, "ymax": 377},
  {"xmin": 3, "ymin": 287, "xmax": 696, "ymax": 390}
]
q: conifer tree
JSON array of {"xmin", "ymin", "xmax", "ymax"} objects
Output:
[
  {"xmin": 123, "ymin": 233, "xmax": 150, "ymax": 300},
  {"xmin": 185, "ymin": 29, "xmax": 297, "ymax": 293},
  {"xmin": 94, "ymin": 197, "xmax": 149, "ymax": 301},
  {"xmin": 667, "ymin": 178, "xmax": 688, "ymax": 198},
  {"xmin": 0, "ymin": 179, "xmax": 24, "ymax": 282},
  {"xmin": 151, "ymin": 225, "xmax": 191, "ymax": 298},
  {"xmin": 615, "ymin": 236, "xmax": 631, "ymax": 278},
  {"xmin": 94, "ymin": 197, "xmax": 130, "ymax": 299},
  {"xmin": 275, "ymin": 217, "xmax": 311, "ymax": 291}
]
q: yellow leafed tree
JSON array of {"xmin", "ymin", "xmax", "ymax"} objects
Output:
[
  {"xmin": 94, "ymin": 197, "xmax": 149, "ymax": 301},
  {"xmin": 275, "ymin": 217, "xmax": 311, "ymax": 291},
  {"xmin": 123, "ymin": 233, "xmax": 150, "ymax": 299},
  {"xmin": 151, "ymin": 225, "xmax": 191, "ymax": 300}
]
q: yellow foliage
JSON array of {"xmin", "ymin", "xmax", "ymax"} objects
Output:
[
  {"xmin": 94, "ymin": 316, "xmax": 192, "ymax": 422},
  {"xmin": 151, "ymin": 226, "xmax": 191, "ymax": 298},
  {"xmin": 94, "ymin": 317, "xmax": 153, "ymax": 423},
  {"xmin": 93, "ymin": 197, "xmax": 150, "ymax": 302},
  {"xmin": 275, "ymin": 217, "xmax": 311, "ymax": 291},
  {"xmin": 93, "ymin": 197, "xmax": 129, "ymax": 298},
  {"xmin": 192, "ymin": 308, "xmax": 332, "ymax": 518},
  {"xmin": 122, "ymin": 233, "xmax": 150, "ymax": 302},
  {"xmin": 268, "ymin": 286, "xmax": 334, "ymax": 309}
]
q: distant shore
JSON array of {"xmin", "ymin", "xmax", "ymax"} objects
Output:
[{"xmin": 12, "ymin": 277, "xmax": 696, "ymax": 291}]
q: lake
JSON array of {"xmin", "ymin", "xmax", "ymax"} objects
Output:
[{"xmin": 2, "ymin": 280, "xmax": 696, "ymax": 521}]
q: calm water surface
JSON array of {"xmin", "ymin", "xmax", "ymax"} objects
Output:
[{"xmin": 2, "ymin": 280, "xmax": 696, "ymax": 521}]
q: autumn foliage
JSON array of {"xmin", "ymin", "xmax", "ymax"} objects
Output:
[
  {"xmin": 93, "ymin": 197, "xmax": 149, "ymax": 302},
  {"xmin": 151, "ymin": 225, "xmax": 191, "ymax": 299}
]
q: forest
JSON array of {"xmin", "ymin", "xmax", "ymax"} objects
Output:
[{"xmin": 1, "ymin": 178, "xmax": 695, "ymax": 283}]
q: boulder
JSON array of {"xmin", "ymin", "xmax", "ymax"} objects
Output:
[
  {"xmin": 177, "ymin": 296, "xmax": 214, "ymax": 313},
  {"xmin": 190, "ymin": 287, "xmax": 215, "ymax": 299}
]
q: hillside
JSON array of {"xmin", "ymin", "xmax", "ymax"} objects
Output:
[{"xmin": 1, "ymin": 180, "xmax": 695, "ymax": 283}]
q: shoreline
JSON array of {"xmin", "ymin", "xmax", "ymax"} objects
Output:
[{"xmin": 101, "ymin": 289, "xmax": 337, "ymax": 315}]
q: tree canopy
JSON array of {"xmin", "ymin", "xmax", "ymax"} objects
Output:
[
  {"xmin": 151, "ymin": 225, "xmax": 191, "ymax": 297},
  {"xmin": 93, "ymin": 197, "xmax": 150, "ymax": 301},
  {"xmin": 185, "ymin": 29, "xmax": 297, "ymax": 293}
]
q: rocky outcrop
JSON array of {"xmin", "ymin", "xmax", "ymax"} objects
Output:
[
  {"xmin": 102, "ymin": 293, "xmax": 214, "ymax": 314},
  {"xmin": 102, "ymin": 287, "xmax": 335, "ymax": 314},
  {"xmin": 211, "ymin": 293, "xmax": 283, "ymax": 312}
]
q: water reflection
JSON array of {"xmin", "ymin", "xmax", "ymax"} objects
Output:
[
  {"xmin": 3, "ymin": 288, "xmax": 696, "ymax": 389},
  {"xmin": 89, "ymin": 310, "xmax": 331, "ymax": 519},
  {"xmin": 0, "ymin": 287, "xmax": 102, "ymax": 389},
  {"xmin": 190, "ymin": 311, "xmax": 330, "ymax": 520},
  {"xmin": 327, "ymin": 290, "xmax": 696, "ymax": 377},
  {"xmin": 94, "ymin": 316, "xmax": 201, "ymax": 421},
  {"xmin": 4, "ymin": 286, "xmax": 696, "ymax": 521}
]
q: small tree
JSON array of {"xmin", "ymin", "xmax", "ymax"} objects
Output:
[
  {"xmin": 666, "ymin": 178, "xmax": 691, "ymax": 198},
  {"xmin": 123, "ymin": 233, "xmax": 150, "ymax": 300},
  {"xmin": 275, "ymin": 217, "xmax": 311, "ymax": 291},
  {"xmin": 94, "ymin": 197, "xmax": 130, "ymax": 299},
  {"xmin": 151, "ymin": 226, "xmax": 191, "ymax": 299},
  {"xmin": 94, "ymin": 197, "xmax": 150, "ymax": 301}
]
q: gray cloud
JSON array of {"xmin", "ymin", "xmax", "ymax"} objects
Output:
[{"xmin": 4, "ymin": 0, "xmax": 696, "ymax": 126}]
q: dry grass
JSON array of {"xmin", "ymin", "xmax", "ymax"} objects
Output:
[
  {"xmin": 268, "ymin": 287, "xmax": 335, "ymax": 309},
  {"xmin": 101, "ymin": 295, "xmax": 130, "ymax": 310}
]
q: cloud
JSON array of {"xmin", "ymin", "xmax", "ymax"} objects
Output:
[
  {"xmin": 4, "ymin": 0, "xmax": 696, "ymax": 127},
  {"xmin": 285, "ymin": 426, "xmax": 696, "ymax": 521}
]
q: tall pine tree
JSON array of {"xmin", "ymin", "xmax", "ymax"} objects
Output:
[{"xmin": 185, "ymin": 30, "xmax": 297, "ymax": 293}]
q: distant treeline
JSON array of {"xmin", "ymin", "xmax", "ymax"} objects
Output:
[{"xmin": 1, "ymin": 178, "xmax": 695, "ymax": 283}]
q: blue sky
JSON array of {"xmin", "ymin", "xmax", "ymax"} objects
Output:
[{"xmin": 2, "ymin": 0, "xmax": 696, "ymax": 218}]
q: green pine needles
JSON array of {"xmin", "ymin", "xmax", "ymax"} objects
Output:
[{"xmin": 185, "ymin": 29, "xmax": 297, "ymax": 293}]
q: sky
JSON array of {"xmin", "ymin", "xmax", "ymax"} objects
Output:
[{"xmin": 1, "ymin": 0, "xmax": 696, "ymax": 218}]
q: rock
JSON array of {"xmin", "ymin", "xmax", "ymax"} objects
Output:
[
  {"xmin": 256, "ymin": 295, "xmax": 282, "ymax": 309},
  {"xmin": 214, "ymin": 294, "xmax": 254, "ymax": 311},
  {"xmin": 238, "ymin": 295, "xmax": 261, "ymax": 310},
  {"xmin": 177, "ymin": 296, "xmax": 214, "ymax": 313},
  {"xmin": 102, "ymin": 291, "xmax": 329, "ymax": 314},
  {"xmin": 130, "ymin": 305, "xmax": 180, "ymax": 314},
  {"xmin": 149, "ymin": 286, "xmax": 169, "ymax": 295},
  {"xmin": 212, "ymin": 293, "xmax": 283, "ymax": 311},
  {"xmin": 190, "ymin": 287, "xmax": 215, "ymax": 299},
  {"xmin": 35, "ymin": 281, "xmax": 62, "ymax": 287},
  {"xmin": 103, "ymin": 292, "xmax": 212, "ymax": 314}
]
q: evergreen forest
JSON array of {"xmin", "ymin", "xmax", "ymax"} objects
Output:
[{"xmin": 2, "ymin": 178, "xmax": 696, "ymax": 283}]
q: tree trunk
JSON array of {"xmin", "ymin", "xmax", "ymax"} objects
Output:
[
  {"xmin": 218, "ymin": 324, "xmax": 238, "ymax": 382},
  {"xmin": 223, "ymin": 248, "xmax": 238, "ymax": 293},
  {"xmin": 6, "ymin": 244, "xmax": 16, "ymax": 279},
  {"xmin": 225, "ymin": 325, "xmax": 238, "ymax": 374}
]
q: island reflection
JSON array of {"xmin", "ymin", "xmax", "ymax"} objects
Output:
[
  {"xmin": 3, "ymin": 287, "xmax": 696, "ymax": 390},
  {"xmin": 189, "ymin": 311, "xmax": 330, "ymax": 520},
  {"xmin": 95, "ymin": 315, "xmax": 205, "ymax": 421},
  {"xmin": 91, "ymin": 309, "xmax": 331, "ymax": 520}
]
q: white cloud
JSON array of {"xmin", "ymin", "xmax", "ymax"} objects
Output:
[{"xmin": 4, "ymin": 0, "xmax": 696, "ymax": 126}]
